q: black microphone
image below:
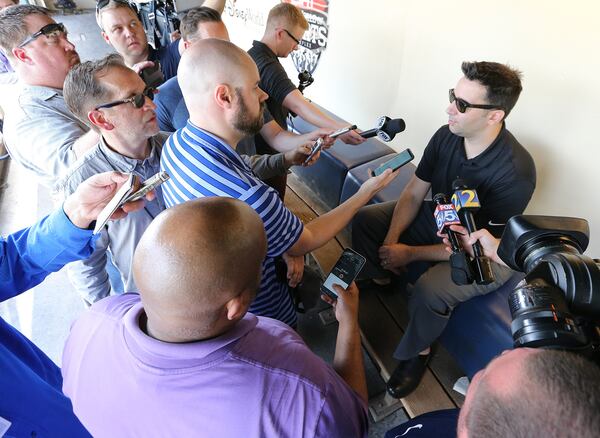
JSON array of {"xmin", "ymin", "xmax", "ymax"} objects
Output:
[
  {"xmin": 360, "ymin": 116, "xmax": 406, "ymax": 142},
  {"xmin": 451, "ymin": 179, "xmax": 495, "ymax": 285},
  {"xmin": 433, "ymin": 193, "xmax": 474, "ymax": 285}
]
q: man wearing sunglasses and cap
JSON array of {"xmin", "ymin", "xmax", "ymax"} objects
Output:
[
  {"xmin": 352, "ymin": 61, "xmax": 536, "ymax": 399},
  {"xmin": 55, "ymin": 53, "xmax": 167, "ymax": 305},
  {"xmin": 0, "ymin": 5, "xmax": 99, "ymax": 187}
]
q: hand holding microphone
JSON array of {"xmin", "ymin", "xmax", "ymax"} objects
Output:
[
  {"xmin": 360, "ymin": 116, "xmax": 406, "ymax": 142},
  {"xmin": 451, "ymin": 179, "xmax": 495, "ymax": 284},
  {"xmin": 433, "ymin": 193, "xmax": 475, "ymax": 285}
]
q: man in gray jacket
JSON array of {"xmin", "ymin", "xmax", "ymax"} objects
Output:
[{"xmin": 56, "ymin": 54, "xmax": 166, "ymax": 304}]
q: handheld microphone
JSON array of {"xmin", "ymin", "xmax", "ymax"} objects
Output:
[
  {"xmin": 451, "ymin": 179, "xmax": 495, "ymax": 285},
  {"xmin": 360, "ymin": 116, "xmax": 406, "ymax": 142},
  {"xmin": 433, "ymin": 193, "xmax": 462, "ymax": 252},
  {"xmin": 434, "ymin": 193, "xmax": 474, "ymax": 285}
]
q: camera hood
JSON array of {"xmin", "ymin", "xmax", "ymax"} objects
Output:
[{"xmin": 498, "ymin": 215, "xmax": 590, "ymax": 271}]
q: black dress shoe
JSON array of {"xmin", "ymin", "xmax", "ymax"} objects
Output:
[{"xmin": 386, "ymin": 354, "xmax": 430, "ymax": 398}]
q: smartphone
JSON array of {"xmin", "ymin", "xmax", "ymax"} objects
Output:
[
  {"xmin": 139, "ymin": 62, "xmax": 164, "ymax": 89},
  {"xmin": 93, "ymin": 174, "xmax": 135, "ymax": 234},
  {"xmin": 371, "ymin": 148, "xmax": 414, "ymax": 177},
  {"xmin": 303, "ymin": 137, "xmax": 324, "ymax": 165},
  {"xmin": 321, "ymin": 248, "xmax": 366, "ymax": 299},
  {"xmin": 123, "ymin": 171, "xmax": 169, "ymax": 203},
  {"xmin": 329, "ymin": 124, "xmax": 357, "ymax": 139}
]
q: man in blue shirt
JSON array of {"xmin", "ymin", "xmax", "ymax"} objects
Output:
[
  {"xmin": 0, "ymin": 171, "xmax": 150, "ymax": 437},
  {"xmin": 160, "ymin": 39, "xmax": 398, "ymax": 327}
]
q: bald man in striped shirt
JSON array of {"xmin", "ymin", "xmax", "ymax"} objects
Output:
[{"xmin": 161, "ymin": 39, "xmax": 397, "ymax": 327}]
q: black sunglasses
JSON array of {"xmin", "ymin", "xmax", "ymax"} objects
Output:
[
  {"xmin": 283, "ymin": 28, "xmax": 301, "ymax": 45},
  {"xmin": 449, "ymin": 88, "xmax": 503, "ymax": 113},
  {"xmin": 95, "ymin": 87, "xmax": 155, "ymax": 110},
  {"xmin": 96, "ymin": 0, "xmax": 131, "ymax": 12},
  {"xmin": 18, "ymin": 23, "xmax": 67, "ymax": 48}
]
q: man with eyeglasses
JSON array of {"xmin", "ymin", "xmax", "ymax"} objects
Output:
[
  {"xmin": 55, "ymin": 54, "xmax": 167, "ymax": 305},
  {"xmin": 0, "ymin": 5, "xmax": 99, "ymax": 188},
  {"xmin": 155, "ymin": 7, "xmax": 333, "ymax": 180},
  {"xmin": 96, "ymin": 0, "xmax": 224, "ymax": 83},
  {"xmin": 248, "ymin": 2, "xmax": 365, "ymax": 197},
  {"xmin": 352, "ymin": 61, "xmax": 536, "ymax": 398}
]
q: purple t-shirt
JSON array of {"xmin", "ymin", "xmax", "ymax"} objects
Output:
[{"xmin": 62, "ymin": 294, "xmax": 368, "ymax": 437}]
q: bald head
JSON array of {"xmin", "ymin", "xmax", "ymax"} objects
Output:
[
  {"xmin": 133, "ymin": 197, "xmax": 267, "ymax": 342},
  {"xmin": 178, "ymin": 38, "xmax": 259, "ymax": 113}
]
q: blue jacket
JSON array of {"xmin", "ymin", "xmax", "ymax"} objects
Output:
[{"xmin": 0, "ymin": 208, "xmax": 96, "ymax": 437}]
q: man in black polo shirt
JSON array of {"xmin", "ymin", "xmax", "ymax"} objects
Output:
[
  {"xmin": 248, "ymin": 2, "xmax": 364, "ymax": 196},
  {"xmin": 352, "ymin": 61, "xmax": 536, "ymax": 398}
]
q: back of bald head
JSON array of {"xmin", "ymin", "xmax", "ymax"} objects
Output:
[
  {"xmin": 178, "ymin": 38, "xmax": 256, "ymax": 111},
  {"xmin": 133, "ymin": 197, "xmax": 267, "ymax": 337}
]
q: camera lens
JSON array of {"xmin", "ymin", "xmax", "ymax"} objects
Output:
[{"xmin": 509, "ymin": 280, "xmax": 589, "ymax": 349}]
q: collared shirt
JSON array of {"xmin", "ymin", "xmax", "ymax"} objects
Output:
[
  {"xmin": 1, "ymin": 207, "xmax": 94, "ymax": 437},
  {"xmin": 3, "ymin": 84, "xmax": 89, "ymax": 188},
  {"xmin": 148, "ymin": 39, "xmax": 181, "ymax": 83},
  {"xmin": 55, "ymin": 133, "xmax": 168, "ymax": 303},
  {"xmin": 154, "ymin": 76, "xmax": 286, "ymax": 180},
  {"xmin": 415, "ymin": 124, "xmax": 536, "ymax": 237},
  {"xmin": 160, "ymin": 122, "xmax": 303, "ymax": 327},
  {"xmin": 248, "ymin": 40, "xmax": 298, "ymax": 156},
  {"xmin": 62, "ymin": 293, "xmax": 368, "ymax": 437}
]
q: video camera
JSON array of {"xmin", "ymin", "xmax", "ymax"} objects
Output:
[{"xmin": 498, "ymin": 215, "xmax": 600, "ymax": 361}]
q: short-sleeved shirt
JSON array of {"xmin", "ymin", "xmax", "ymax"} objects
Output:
[
  {"xmin": 148, "ymin": 39, "xmax": 181, "ymax": 82},
  {"xmin": 3, "ymin": 85, "xmax": 89, "ymax": 188},
  {"xmin": 154, "ymin": 75, "xmax": 274, "ymax": 156},
  {"xmin": 248, "ymin": 41, "xmax": 297, "ymax": 154},
  {"xmin": 160, "ymin": 122, "xmax": 303, "ymax": 326},
  {"xmin": 415, "ymin": 124, "xmax": 536, "ymax": 237},
  {"xmin": 62, "ymin": 293, "xmax": 368, "ymax": 438}
]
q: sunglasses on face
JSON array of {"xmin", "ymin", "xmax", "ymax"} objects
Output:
[
  {"xmin": 18, "ymin": 22, "xmax": 67, "ymax": 48},
  {"xmin": 449, "ymin": 88, "xmax": 504, "ymax": 113},
  {"xmin": 96, "ymin": 0, "xmax": 131, "ymax": 12},
  {"xmin": 95, "ymin": 87, "xmax": 155, "ymax": 110},
  {"xmin": 282, "ymin": 28, "xmax": 301, "ymax": 45}
]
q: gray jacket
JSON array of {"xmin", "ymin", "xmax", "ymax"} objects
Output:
[
  {"xmin": 55, "ymin": 133, "xmax": 168, "ymax": 303},
  {"xmin": 3, "ymin": 84, "xmax": 88, "ymax": 188}
]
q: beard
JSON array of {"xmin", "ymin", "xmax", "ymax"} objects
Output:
[{"xmin": 232, "ymin": 89, "xmax": 265, "ymax": 136}]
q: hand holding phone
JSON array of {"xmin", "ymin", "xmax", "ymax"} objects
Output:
[
  {"xmin": 93, "ymin": 171, "xmax": 169, "ymax": 234},
  {"xmin": 321, "ymin": 248, "xmax": 366, "ymax": 300},
  {"xmin": 303, "ymin": 137, "xmax": 324, "ymax": 165},
  {"xmin": 371, "ymin": 148, "xmax": 414, "ymax": 177},
  {"xmin": 328, "ymin": 124, "xmax": 357, "ymax": 139}
]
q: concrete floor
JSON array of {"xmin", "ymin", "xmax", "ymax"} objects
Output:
[{"xmin": 0, "ymin": 11, "xmax": 409, "ymax": 436}]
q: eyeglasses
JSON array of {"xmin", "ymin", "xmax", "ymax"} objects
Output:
[
  {"xmin": 95, "ymin": 87, "xmax": 155, "ymax": 110},
  {"xmin": 449, "ymin": 89, "xmax": 504, "ymax": 113},
  {"xmin": 18, "ymin": 23, "xmax": 67, "ymax": 48},
  {"xmin": 282, "ymin": 29, "xmax": 301, "ymax": 45}
]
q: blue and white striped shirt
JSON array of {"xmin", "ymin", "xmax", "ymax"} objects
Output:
[{"xmin": 161, "ymin": 122, "xmax": 303, "ymax": 326}]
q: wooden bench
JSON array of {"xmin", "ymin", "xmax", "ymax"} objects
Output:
[{"xmin": 285, "ymin": 174, "xmax": 462, "ymax": 419}]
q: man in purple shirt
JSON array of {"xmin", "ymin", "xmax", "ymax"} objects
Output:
[{"xmin": 62, "ymin": 197, "xmax": 369, "ymax": 437}]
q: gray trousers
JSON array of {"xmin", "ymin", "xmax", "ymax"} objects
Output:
[{"xmin": 352, "ymin": 202, "xmax": 515, "ymax": 360}]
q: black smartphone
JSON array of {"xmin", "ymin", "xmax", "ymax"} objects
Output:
[
  {"xmin": 371, "ymin": 148, "xmax": 414, "ymax": 177},
  {"xmin": 321, "ymin": 248, "xmax": 366, "ymax": 299},
  {"xmin": 139, "ymin": 62, "xmax": 164, "ymax": 89}
]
